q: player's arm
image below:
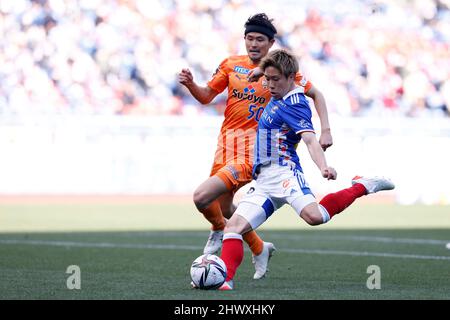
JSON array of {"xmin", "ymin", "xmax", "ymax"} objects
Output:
[
  {"xmin": 247, "ymin": 67, "xmax": 263, "ymax": 82},
  {"xmin": 305, "ymin": 85, "xmax": 333, "ymax": 151},
  {"xmin": 301, "ymin": 131, "xmax": 337, "ymax": 180},
  {"xmin": 178, "ymin": 68, "xmax": 219, "ymax": 105}
]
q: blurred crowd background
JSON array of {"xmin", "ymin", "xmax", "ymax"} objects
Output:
[{"xmin": 0, "ymin": 0, "xmax": 449, "ymax": 118}]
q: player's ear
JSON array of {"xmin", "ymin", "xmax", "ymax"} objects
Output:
[{"xmin": 269, "ymin": 38, "xmax": 275, "ymax": 48}]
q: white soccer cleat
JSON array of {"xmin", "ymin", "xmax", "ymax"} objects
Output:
[
  {"xmin": 203, "ymin": 230, "xmax": 224, "ymax": 254},
  {"xmin": 352, "ymin": 176, "xmax": 395, "ymax": 194},
  {"xmin": 252, "ymin": 242, "xmax": 276, "ymax": 280},
  {"xmin": 218, "ymin": 280, "xmax": 234, "ymax": 291}
]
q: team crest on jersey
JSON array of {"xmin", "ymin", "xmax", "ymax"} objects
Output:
[
  {"xmin": 299, "ymin": 119, "xmax": 310, "ymax": 129},
  {"xmin": 270, "ymin": 105, "xmax": 279, "ymax": 114},
  {"xmin": 244, "ymin": 85, "xmax": 256, "ymax": 94}
]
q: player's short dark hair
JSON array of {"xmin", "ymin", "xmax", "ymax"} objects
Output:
[
  {"xmin": 244, "ymin": 13, "xmax": 277, "ymax": 40},
  {"xmin": 260, "ymin": 49, "xmax": 299, "ymax": 78}
]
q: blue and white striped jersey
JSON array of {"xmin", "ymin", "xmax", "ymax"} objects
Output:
[{"xmin": 253, "ymin": 87, "xmax": 315, "ymax": 178}]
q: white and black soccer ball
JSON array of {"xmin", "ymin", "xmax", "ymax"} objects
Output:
[{"xmin": 190, "ymin": 254, "xmax": 227, "ymax": 290}]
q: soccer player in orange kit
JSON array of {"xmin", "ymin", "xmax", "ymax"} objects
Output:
[{"xmin": 178, "ymin": 13, "xmax": 333, "ymax": 280}]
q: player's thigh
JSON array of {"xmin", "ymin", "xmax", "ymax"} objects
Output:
[
  {"xmin": 212, "ymin": 164, "xmax": 252, "ymax": 216},
  {"xmin": 286, "ymin": 172, "xmax": 322, "ymax": 224},
  {"xmin": 289, "ymin": 193, "xmax": 317, "ymax": 217},
  {"xmin": 235, "ymin": 189, "xmax": 277, "ymax": 230},
  {"xmin": 193, "ymin": 175, "xmax": 229, "ymax": 209}
]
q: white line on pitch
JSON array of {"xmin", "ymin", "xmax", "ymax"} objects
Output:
[
  {"xmin": 0, "ymin": 239, "xmax": 449, "ymax": 261},
  {"xmin": 266, "ymin": 233, "xmax": 450, "ymax": 245},
  {"xmin": 115, "ymin": 231, "xmax": 450, "ymax": 246}
]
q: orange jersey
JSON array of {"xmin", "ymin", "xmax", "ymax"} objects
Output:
[{"xmin": 207, "ymin": 55, "xmax": 312, "ymax": 176}]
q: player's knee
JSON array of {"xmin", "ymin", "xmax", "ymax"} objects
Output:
[
  {"xmin": 193, "ymin": 188, "xmax": 211, "ymax": 210},
  {"xmin": 224, "ymin": 216, "xmax": 246, "ymax": 235},
  {"xmin": 223, "ymin": 224, "xmax": 238, "ymax": 234},
  {"xmin": 300, "ymin": 208, "xmax": 323, "ymax": 226}
]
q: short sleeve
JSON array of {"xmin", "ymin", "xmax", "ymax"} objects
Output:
[
  {"xmin": 282, "ymin": 100, "xmax": 315, "ymax": 134},
  {"xmin": 207, "ymin": 58, "xmax": 230, "ymax": 93},
  {"xmin": 294, "ymin": 72, "xmax": 312, "ymax": 93}
]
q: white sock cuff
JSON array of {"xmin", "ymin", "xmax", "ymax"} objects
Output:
[
  {"xmin": 223, "ymin": 232, "xmax": 243, "ymax": 241},
  {"xmin": 318, "ymin": 204, "xmax": 331, "ymax": 223}
]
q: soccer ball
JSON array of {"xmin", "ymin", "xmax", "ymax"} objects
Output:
[{"xmin": 190, "ymin": 254, "xmax": 227, "ymax": 290}]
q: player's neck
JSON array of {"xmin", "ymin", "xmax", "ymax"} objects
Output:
[
  {"xmin": 281, "ymin": 84, "xmax": 297, "ymax": 99},
  {"xmin": 248, "ymin": 57, "xmax": 260, "ymax": 66}
]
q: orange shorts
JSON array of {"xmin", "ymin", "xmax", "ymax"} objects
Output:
[{"xmin": 210, "ymin": 163, "xmax": 253, "ymax": 192}]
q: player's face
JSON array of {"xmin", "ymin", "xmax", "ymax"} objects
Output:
[
  {"xmin": 264, "ymin": 66, "xmax": 295, "ymax": 99},
  {"xmin": 245, "ymin": 32, "xmax": 275, "ymax": 63}
]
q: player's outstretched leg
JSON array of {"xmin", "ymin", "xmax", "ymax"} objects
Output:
[
  {"xmin": 298, "ymin": 176, "xmax": 395, "ymax": 226},
  {"xmin": 318, "ymin": 176, "xmax": 395, "ymax": 221}
]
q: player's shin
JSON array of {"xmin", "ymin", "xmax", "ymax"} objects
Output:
[
  {"xmin": 319, "ymin": 183, "xmax": 366, "ymax": 219},
  {"xmin": 243, "ymin": 231, "xmax": 264, "ymax": 255},
  {"xmin": 220, "ymin": 233, "xmax": 244, "ymax": 281},
  {"xmin": 200, "ymin": 200, "xmax": 226, "ymax": 231}
]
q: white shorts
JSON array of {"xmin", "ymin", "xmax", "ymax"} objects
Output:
[{"xmin": 236, "ymin": 164, "xmax": 316, "ymax": 229}]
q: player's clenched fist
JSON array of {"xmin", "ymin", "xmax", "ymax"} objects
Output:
[
  {"xmin": 321, "ymin": 167, "xmax": 337, "ymax": 180},
  {"xmin": 179, "ymin": 68, "xmax": 194, "ymax": 87},
  {"xmin": 319, "ymin": 129, "xmax": 333, "ymax": 152}
]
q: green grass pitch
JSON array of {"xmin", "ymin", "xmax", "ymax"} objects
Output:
[{"xmin": 0, "ymin": 200, "xmax": 449, "ymax": 300}]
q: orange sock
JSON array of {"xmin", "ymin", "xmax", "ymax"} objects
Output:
[
  {"xmin": 243, "ymin": 231, "xmax": 264, "ymax": 256},
  {"xmin": 199, "ymin": 200, "xmax": 226, "ymax": 231}
]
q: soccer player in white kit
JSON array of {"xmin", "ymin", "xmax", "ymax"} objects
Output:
[{"xmin": 218, "ymin": 49, "xmax": 395, "ymax": 290}]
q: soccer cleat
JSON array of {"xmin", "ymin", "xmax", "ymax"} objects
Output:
[
  {"xmin": 203, "ymin": 230, "xmax": 224, "ymax": 254},
  {"xmin": 218, "ymin": 280, "xmax": 234, "ymax": 291},
  {"xmin": 252, "ymin": 242, "xmax": 276, "ymax": 280},
  {"xmin": 352, "ymin": 176, "xmax": 395, "ymax": 194}
]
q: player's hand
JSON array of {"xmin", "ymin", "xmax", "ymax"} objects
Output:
[
  {"xmin": 321, "ymin": 166, "xmax": 337, "ymax": 180},
  {"xmin": 247, "ymin": 67, "xmax": 264, "ymax": 82},
  {"xmin": 319, "ymin": 129, "xmax": 333, "ymax": 151},
  {"xmin": 179, "ymin": 68, "xmax": 194, "ymax": 87}
]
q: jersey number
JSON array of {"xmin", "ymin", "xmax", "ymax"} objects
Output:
[{"xmin": 247, "ymin": 105, "xmax": 264, "ymax": 121}]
